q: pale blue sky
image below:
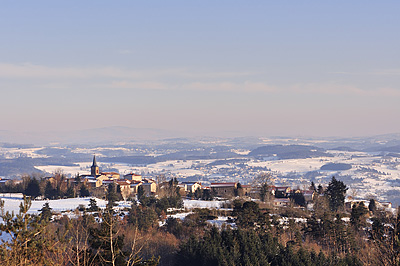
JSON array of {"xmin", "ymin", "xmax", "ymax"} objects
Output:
[{"xmin": 1, "ymin": 1, "xmax": 399, "ymax": 137}]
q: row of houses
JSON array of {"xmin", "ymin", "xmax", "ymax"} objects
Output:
[
  {"xmin": 2, "ymin": 157, "xmax": 394, "ymax": 211},
  {"xmin": 77, "ymin": 156, "xmax": 157, "ymax": 198},
  {"xmin": 208, "ymin": 182, "xmax": 315, "ymax": 201}
]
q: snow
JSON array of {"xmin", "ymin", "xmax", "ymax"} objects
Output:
[
  {"xmin": 36, "ymin": 162, "xmax": 92, "ymax": 176},
  {"xmin": 0, "ymin": 194, "xmax": 108, "ymax": 215},
  {"xmin": 31, "ymin": 148, "xmax": 400, "ymax": 206},
  {"xmin": 207, "ymin": 216, "xmax": 236, "ymax": 229},
  {"xmin": 0, "ymin": 147, "xmax": 48, "ymax": 159},
  {"xmin": 168, "ymin": 212, "xmax": 193, "ymax": 220},
  {"xmin": 183, "ymin": 199, "xmax": 225, "ymax": 209}
]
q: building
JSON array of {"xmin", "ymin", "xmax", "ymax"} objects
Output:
[
  {"xmin": 116, "ymin": 179, "xmax": 132, "ymax": 199},
  {"xmin": 182, "ymin": 181, "xmax": 202, "ymax": 194},
  {"xmin": 80, "ymin": 155, "xmax": 122, "ymax": 187},
  {"xmin": 124, "ymin": 173, "xmax": 142, "ymax": 181},
  {"xmin": 210, "ymin": 182, "xmax": 237, "ymax": 198},
  {"xmin": 273, "ymin": 198, "xmax": 291, "ymax": 207},
  {"xmin": 241, "ymin": 185, "xmax": 252, "ymax": 196},
  {"xmin": 302, "ymin": 190, "xmax": 316, "ymax": 202},
  {"xmin": 101, "ymin": 172, "xmax": 120, "ymax": 179},
  {"xmin": 275, "ymin": 186, "xmax": 291, "ymax": 198},
  {"xmin": 141, "ymin": 178, "xmax": 157, "ymax": 196},
  {"xmin": 91, "ymin": 155, "xmax": 100, "ymax": 176},
  {"xmin": 130, "ymin": 181, "xmax": 143, "ymax": 194},
  {"xmin": 82, "ymin": 177, "xmax": 102, "ymax": 188},
  {"xmin": 0, "ymin": 178, "xmax": 12, "ymax": 188}
]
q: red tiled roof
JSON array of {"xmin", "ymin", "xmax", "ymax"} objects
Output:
[
  {"xmin": 101, "ymin": 172, "xmax": 119, "ymax": 175},
  {"xmin": 116, "ymin": 180, "xmax": 131, "ymax": 186}
]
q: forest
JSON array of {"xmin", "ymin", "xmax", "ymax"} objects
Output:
[{"xmin": 0, "ymin": 176, "xmax": 399, "ymax": 266}]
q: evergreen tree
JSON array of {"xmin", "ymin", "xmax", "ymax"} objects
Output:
[
  {"xmin": 292, "ymin": 191, "xmax": 306, "ymax": 206},
  {"xmin": 44, "ymin": 181, "xmax": 56, "ymax": 199},
  {"xmin": 201, "ymin": 188, "xmax": 213, "ymax": 201},
  {"xmin": 317, "ymin": 184, "xmax": 324, "ymax": 195},
  {"xmin": 350, "ymin": 202, "xmax": 368, "ymax": 231},
  {"xmin": 65, "ymin": 185, "xmax": 75, "ymax": 198},
  {"xmin": 0, "ymin": 196, "xmax": 48, "ymax": 264},
  {"xmin": 88, "ymin": 198, "xmax": 99, "ymax": 212},
  {"xmin": 260, "ymin": 183, "xmax": 269, "ymax": 202},
  {"xmin": 106, "ymin": 183, "xmax": 120, "ymax": 208},
  {"xmin": 194, "ymin": 188, "xmax": 202, "ymax": 199},
  {"xmin": 24, "ymin": 177, "xmax": 41, "ymax": 199},
  {"xmin": 370, "ymin": 217, "xmax": 385, "ymax": 241},
  {"xmin": 80, "ymin": 184, "xmax": 90, "ymax": 197},
  {"xmin": 128, "ymin": 204, "xmax": 158, "ymax": 231},
  {"xmin": 89, "ymin": 208, "xmax": 126, "ymax": 265},
  {"xmin": 233, "ymin": 200, "xmax": 270, "ymax": 230},
  {"xmin": 310, "ymin": 181, "xmax": 317, "ymax": 191},
  {"xmin": 137, "ymin": 185, "xmax": 145, "ymax": 201},
  {"xmin": 234, "ymin": 183, "xmax": 244, "ymax": 197},
  {"xmin": 326, "ymin": 177, "xmax": 348, "ymax": 212},
  {"xmin": 368, "ymin": 198, "xmax": 377, "ymax": 213},
  {"xmin": 39, "ymin": 202, "xmax": 52, "ymax": 223},
  {"xmin": 175, "ymin": 227, "xmax": 361, "ymax": 266},
  {"xmin": 116, "ymin": 185, "xmax": 123, "ymax": 200},
  {"xmin": 74, "ymin": 173, "xmax": 81, "ymax": 184}
]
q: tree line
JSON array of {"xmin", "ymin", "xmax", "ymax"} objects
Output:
[{"xmin": 0, "ymin": 175, "xmax": 399, "ymax": 265}]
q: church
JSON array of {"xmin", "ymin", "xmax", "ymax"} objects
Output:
[
  {"xmin": 80, "ymin": 155, "xmax": 156, "ymax": 197},
  {"xmin": 80, "ymin": 155, "xmax": 120, "ymax": 188}
]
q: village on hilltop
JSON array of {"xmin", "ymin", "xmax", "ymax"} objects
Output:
[{"xmin": 0, "ymin": 155, "xmax": 393, "ymax": 214}]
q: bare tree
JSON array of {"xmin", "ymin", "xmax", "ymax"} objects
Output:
[{"xmin": 252, "ymin": 172, "xmax": 274, "ymax": 202}]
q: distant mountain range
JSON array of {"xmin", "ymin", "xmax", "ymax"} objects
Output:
[
  {"xmin": 1, "ymin": 127, "xmax": 400, "ymax": 151},
  {"xmin": 0, "ymin": 127, "xmax": 184, "ymax": 145}
]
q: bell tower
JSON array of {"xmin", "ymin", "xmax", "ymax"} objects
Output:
[{"xmin": 91, "ymin": 155, "xmax": 99, "ymax": 176}]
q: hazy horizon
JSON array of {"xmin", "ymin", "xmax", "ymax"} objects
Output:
[
  {"xmin": 1, "ymin": 1, "xmax": 400, "ymax": 138},
  {"xmin": 1, "ymin": 126, "xmax": 400, "ymax": 146}
]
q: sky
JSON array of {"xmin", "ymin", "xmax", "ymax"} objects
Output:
[{"xmin": 1, "ymin": 1, "xmax": 400, "ymax": 138}]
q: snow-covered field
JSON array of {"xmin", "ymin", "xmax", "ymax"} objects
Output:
[
  {"xmin": 32, "ymin": 149, "xmax": 400, "ymax": 206},
  {"xmin": 183, "ymin": 199, "xmax": 225, "ymax": 209},
  {"xmin": 0, "ymin": 194, "xmax": 108, "ymax": 215},
  {"xmin": 0, "ymin": 194, "xmax": 225, "ymax": 217},
  {"xmin": 0, "ymin": 147, "xmax": 48, "ymax": 159},
  {"xmin": 36, "ymin": 162, "xmax": 92, "ymax": 176}
]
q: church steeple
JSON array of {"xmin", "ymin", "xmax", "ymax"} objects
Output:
[
  {"xmin": 91, "ymin": 155, "xmax": 99, "ymax": 176},
  {"xmin": 92, "ymin": 155, "xmax": 98, "ymax": 167}
]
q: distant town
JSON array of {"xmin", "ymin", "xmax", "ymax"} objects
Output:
[{"xmin": 1, "ymin": 134, "xmax": 400, "ymax": 207}]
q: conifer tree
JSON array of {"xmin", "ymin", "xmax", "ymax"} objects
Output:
[
  {"xmin": 350, "ymin": 202, "xmax": 368, "ymax": 231},
  {"xmin": 368, "ymin": 198, "xmax": 377, "ymax": 213},
  {"xmin": 0, "ymin": 196, "xmax": 48, "ymax": 264},
  {"xmin": 137, "ymin": 185, "xmax": 145, "ymax": 201},
  {"xmin": 317, "ymin": 184, "xmax": 324, "ymax": 195},
  {"xmin": 88, "ymin": 198, "xmax": 99, "ymax": 212},
  {"xmin": 25, "ymin": 177, "xmax": 41, "ymax": 199},
  {"xmin": 326, "ymin": 177, "xmax": 348, "ymax": 212},
  {"xmin": 310, "ymin": 181, "xmax": 317, "ymax": 191},
  {"xmin": 39, "ymin": 202, "xmax": 52, "ymax": 223},
  {"xmin": 106, "ymin": 183, "xmax": 120, "ymax": 208},
  {"xmin": 65, "ymin": 185, "xmax": 75, "ymax": 198},
  {"xmin": 80, "ymin": 184, "xmax": 91, "ymax": 197},
  {"xmin": 44, "ymin": 181, "xmax": 56, "ymax": 199},
  {"xmin": 89, "ymin": 207, "xmax": 126, "ymax": 266}
]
